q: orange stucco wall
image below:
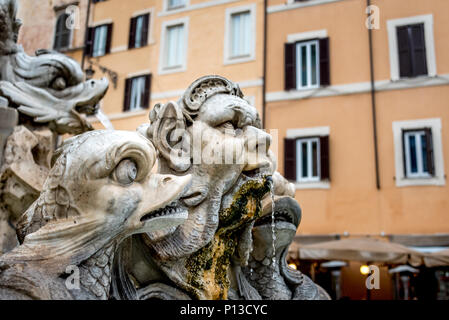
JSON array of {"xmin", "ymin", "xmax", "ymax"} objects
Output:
[
  {"xmin": 88, "ymin": 0, "xmax": 264, "ymax": 123},
  {"xmin": 16, "ymin": 0, "xmax": 449, "ymax": 236},
  {"xmin": 266, "ymin": 0, "xmax": 449, "ymax": 235}
]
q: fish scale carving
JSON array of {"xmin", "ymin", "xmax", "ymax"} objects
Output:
[
  {"xmin": 17, "ymin": 154, "xmax": 81, "ymax": 242},
  {"xmin": 79, "ymin": 242, "xmax": 116, "ymax": 300}
]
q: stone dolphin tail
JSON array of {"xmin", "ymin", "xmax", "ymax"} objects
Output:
[{"xmin": 0, "ymin": 130, "xmax": 192, "ymax": 300}]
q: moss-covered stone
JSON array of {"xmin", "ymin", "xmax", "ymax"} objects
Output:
[{"xmin": 185, "ymin": 176, "xmax": 271, "ymax": 300}]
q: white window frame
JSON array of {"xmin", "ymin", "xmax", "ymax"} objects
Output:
[
  {"xmin": 296, "ymin": 137, "xmax": 321, "ymax": 182},
  {"xmin": 158, "ymin": 17, "xmax": 189, "ymax": 75},
  {"xmin": 393, "ymin": 118, "xmax": 445, "ymax": 187},
  {"xmin": 403, "ymin": 130, "xmax": 431, "ymax": 178},
  {"xmin": 224, "ymin": 4, "xmax": 256, "ymax": 65},
  {"xmin": 286, "ymin": 126, "xmax": 330, "ymax": 189},
  {"xmin": 387, "ymin": 14, "xmax": 437, "ymax": 81},
  {"xmin": 296, "ymin": 40, "xmax": 320, "ymax": 90},
  {"xmin": 164, "ymin": 0, "xmax": 189, "ymax": 11},
  {"xmin": 52, "ymin": 10, "xmax": 74, "ymax": 51}
]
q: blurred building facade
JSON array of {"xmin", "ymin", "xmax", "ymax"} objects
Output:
[{"xmin": 15, "ymin": 0, "xmax": 449, "ymax": 299}]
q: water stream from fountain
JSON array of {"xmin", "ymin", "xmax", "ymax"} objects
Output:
[
  {"xmin": 96, "ymin": 108, "xmax": 114, "ymax": 130},
  {"xmin": 270, "ymin": 183, "xmax": 276, "ymax": 278}
]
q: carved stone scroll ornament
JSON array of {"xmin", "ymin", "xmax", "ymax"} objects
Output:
[{"xmin": 0, "ymin": 130, "xmax": 192, "ymax": 299}]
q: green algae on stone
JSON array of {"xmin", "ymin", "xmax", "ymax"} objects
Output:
[{"xmin": 184, "ymin": 176, "xmax": 272, "ymax": 300}]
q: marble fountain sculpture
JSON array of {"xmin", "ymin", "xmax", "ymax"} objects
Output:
[
  {"xmin": 0, "ymin": 0, "xmax": 108, "ymax": 254},
  {"xmin": 0, "ymin": 0, "xmax": 329, "ymax": 300}
]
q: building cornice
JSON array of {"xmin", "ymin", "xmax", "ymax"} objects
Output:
[
  {"xmin": 266, "ymin": 74, "xmax": 449, "ymax": 103},
  {"xmin": 268, "ymin": 0, "xmax": 347, "ymax": 14}
]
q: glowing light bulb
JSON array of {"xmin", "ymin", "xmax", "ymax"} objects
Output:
[
  {"xmin": 360, "ymin": 265, "xmax": 370, "ymax": 275},
  {"xmin": 288, "ymin": 263, "xmax": 297, "ymax": 270}
]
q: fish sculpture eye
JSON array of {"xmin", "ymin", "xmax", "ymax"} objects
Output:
[
  {"xmin": 112, "ymin": 158, "xmax": 138, "ymax": 185},
  {"xmin": 51, "ymin": 77, "xmax": 67, "ymax": 90}
]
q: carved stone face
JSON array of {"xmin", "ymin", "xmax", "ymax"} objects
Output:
[{"xmin": 148, "ymin": 92, "xmax": 275, "ymax": 261}]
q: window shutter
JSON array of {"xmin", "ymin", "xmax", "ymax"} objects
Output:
[
  {"xmin": 401, "ymin": 130, "xmax": 408, "ymax": 177},
  {"xmin": 85, "ymin": 27, "xmax": 95, "ymax": 56},
  {"xmin": 105, "ymin": 23, "xmax": 113, "ymax": 54},
  {"xmin": 424, "ymin": 128, "xmax": 435, "ymax": 176},
  {"xmin": 320, "ymin": 136, "xmax": 330, "ymax": 180},
  {"xmin": 319, "ymin": 37, "xmax": 330, "ymax": 86},
  {"xmin": 128, "ymin": 17, "xmax": 137, "ymax": 49},
  {"xmin": 284, "ymin": 138, "xmax": 297, "ymax": 181},
  {"xmin": 284, "ymin": 43, "xmax": 297, "ymax": 90},
  {"xmin": 142, "ymin": 14, "xmax": 150, "ymax": 47},
  {"xmin": 142, "ymin": 74, "xmax": 151, "ymax": 109},
  {"xmin": 410, "ymin": 24, "xmax": 428, "ymax": 76},
  {"xmin": 397, "ymin": 26, "xmax": 412, "ymax": 78},
  {"xmin": 123, "ymin": 78, "xmax": 131, "ymax": 112}
]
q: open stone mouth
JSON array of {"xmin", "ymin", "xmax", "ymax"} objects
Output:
[
  {"xmin": 75, "ymin": 102, "xmax": 100, "ymax": 116},
  {"xmin": 140, "ymin": 202, "xmax": 187, "ymax": 222},
  {"xmin": 254, "ymin": 208, "xmax": 295, "ymax": 227},
  {"xmin": 242, "ymin": 168, "xmax": 264, "ymax": 179}
]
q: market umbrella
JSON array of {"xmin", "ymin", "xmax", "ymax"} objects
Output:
[
  {"xmin": 422, "ymin": 248, "xmax": 449, "ymax": 267},
  {"xmin": 298, "ymin": 237, "xmax": 422, "ymax": 265}
]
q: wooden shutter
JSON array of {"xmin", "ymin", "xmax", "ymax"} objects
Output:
[
  {"xmin": 401, "ymin": 130, "xmax": 408, "ymax": 176},
  {"xmin": 128, "ymin": 17, "xmax": 137, "ymax": 49},
  {"xmin": 84, "ymin": 27, "xmax": 95, "ymax": 56},
  {"xmin": 123, "ymin": 78, "xmax": 131, "ymax": 112},
  {"xmin": 105, "ymin": 23, "xmax": 113, "ymax": 54},
  {"xmin": 319, "ymin": 37, "xmax": 330, "ymax": 86},
  {"xmin": 143, "ymin": 74, "xmax": 151, "ymax": 109},
  {"xmin": 410, "ymin": 24, "xmax": 428, "ymax": 76},
  {"xmin": 142, "ymin": 14, "xmax": 150, "ymax": 47},
  {"xmin": 284, "ymin": 138, "xmax": 297, "ymax": 181},
  {"xmin": 284, "ymin": 43, "xmax": 297, "ymax": 90},
  {"xmin": 397, "ymin": 26, "xmax": 412, "ymax": 77},
  {"xmin": 320, "ymin": 136, "xmax": 330, "ymax": 180},
  {"xmin": 424, "ymin": 128, "xmax": 435, "ymax": 176}
]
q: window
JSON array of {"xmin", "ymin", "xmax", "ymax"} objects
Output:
[
  {"xmin": 129, "ymin": 14, "xmax": 149, "ymax": 49},
  {"xmin": 296, "ymin": 137, "xmax": 320, "ymax": 181},
  {"xmin": 224, "ymin": 4, "xmax": 256, "ymax": 65},
  {"xmin": 284, "ymin": 134, "xmax": 329, "ymax": 184},
  {"xmin": 296, "ymin": 40, "xmax": 319, "ymax": 89},
  {"xmin": 124, "ymin": 74, "xmax": 151, "ymax": 112},
  {"xmin": 93, "ymin": 25, "xmax": 108, "ymax": 57},
  {"xmin": 230, "ymin": 11, "xmax": 251, "ymax": 58},
  {"xmin": 403, "ymin": 129, "xmax": 434, "ymax": 178},
  {"xmin": 166, "ymin": 24, "xmax": 184, "ymax": 67},
  {"xmin": 392, "ymin": 118, "xmax": 445, "ymax": 187},
  {"xmin": 85, "ymin": 24, "xmax": 113, "ymax": 57},
  {"xmin": 285, "ymin": 38, "xmax": 330, "ymax": 90},
  {"xmin": 397, "ymin": 24, "xmax": 427, "ymax": 78},
  {"xmin": 53, "ymin": 13, "xmax": 71, "ymax": 50},
  {"xmin": 167, "ymin": 0, "xmax": 186, "ymax": 10},
  {"xmin": 159, "ymin": 18, "xmax": 188, "ymax": 74},
  {"xmin": 387, "ymin": 14, "xmax": 436, "ymax": 81}
]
